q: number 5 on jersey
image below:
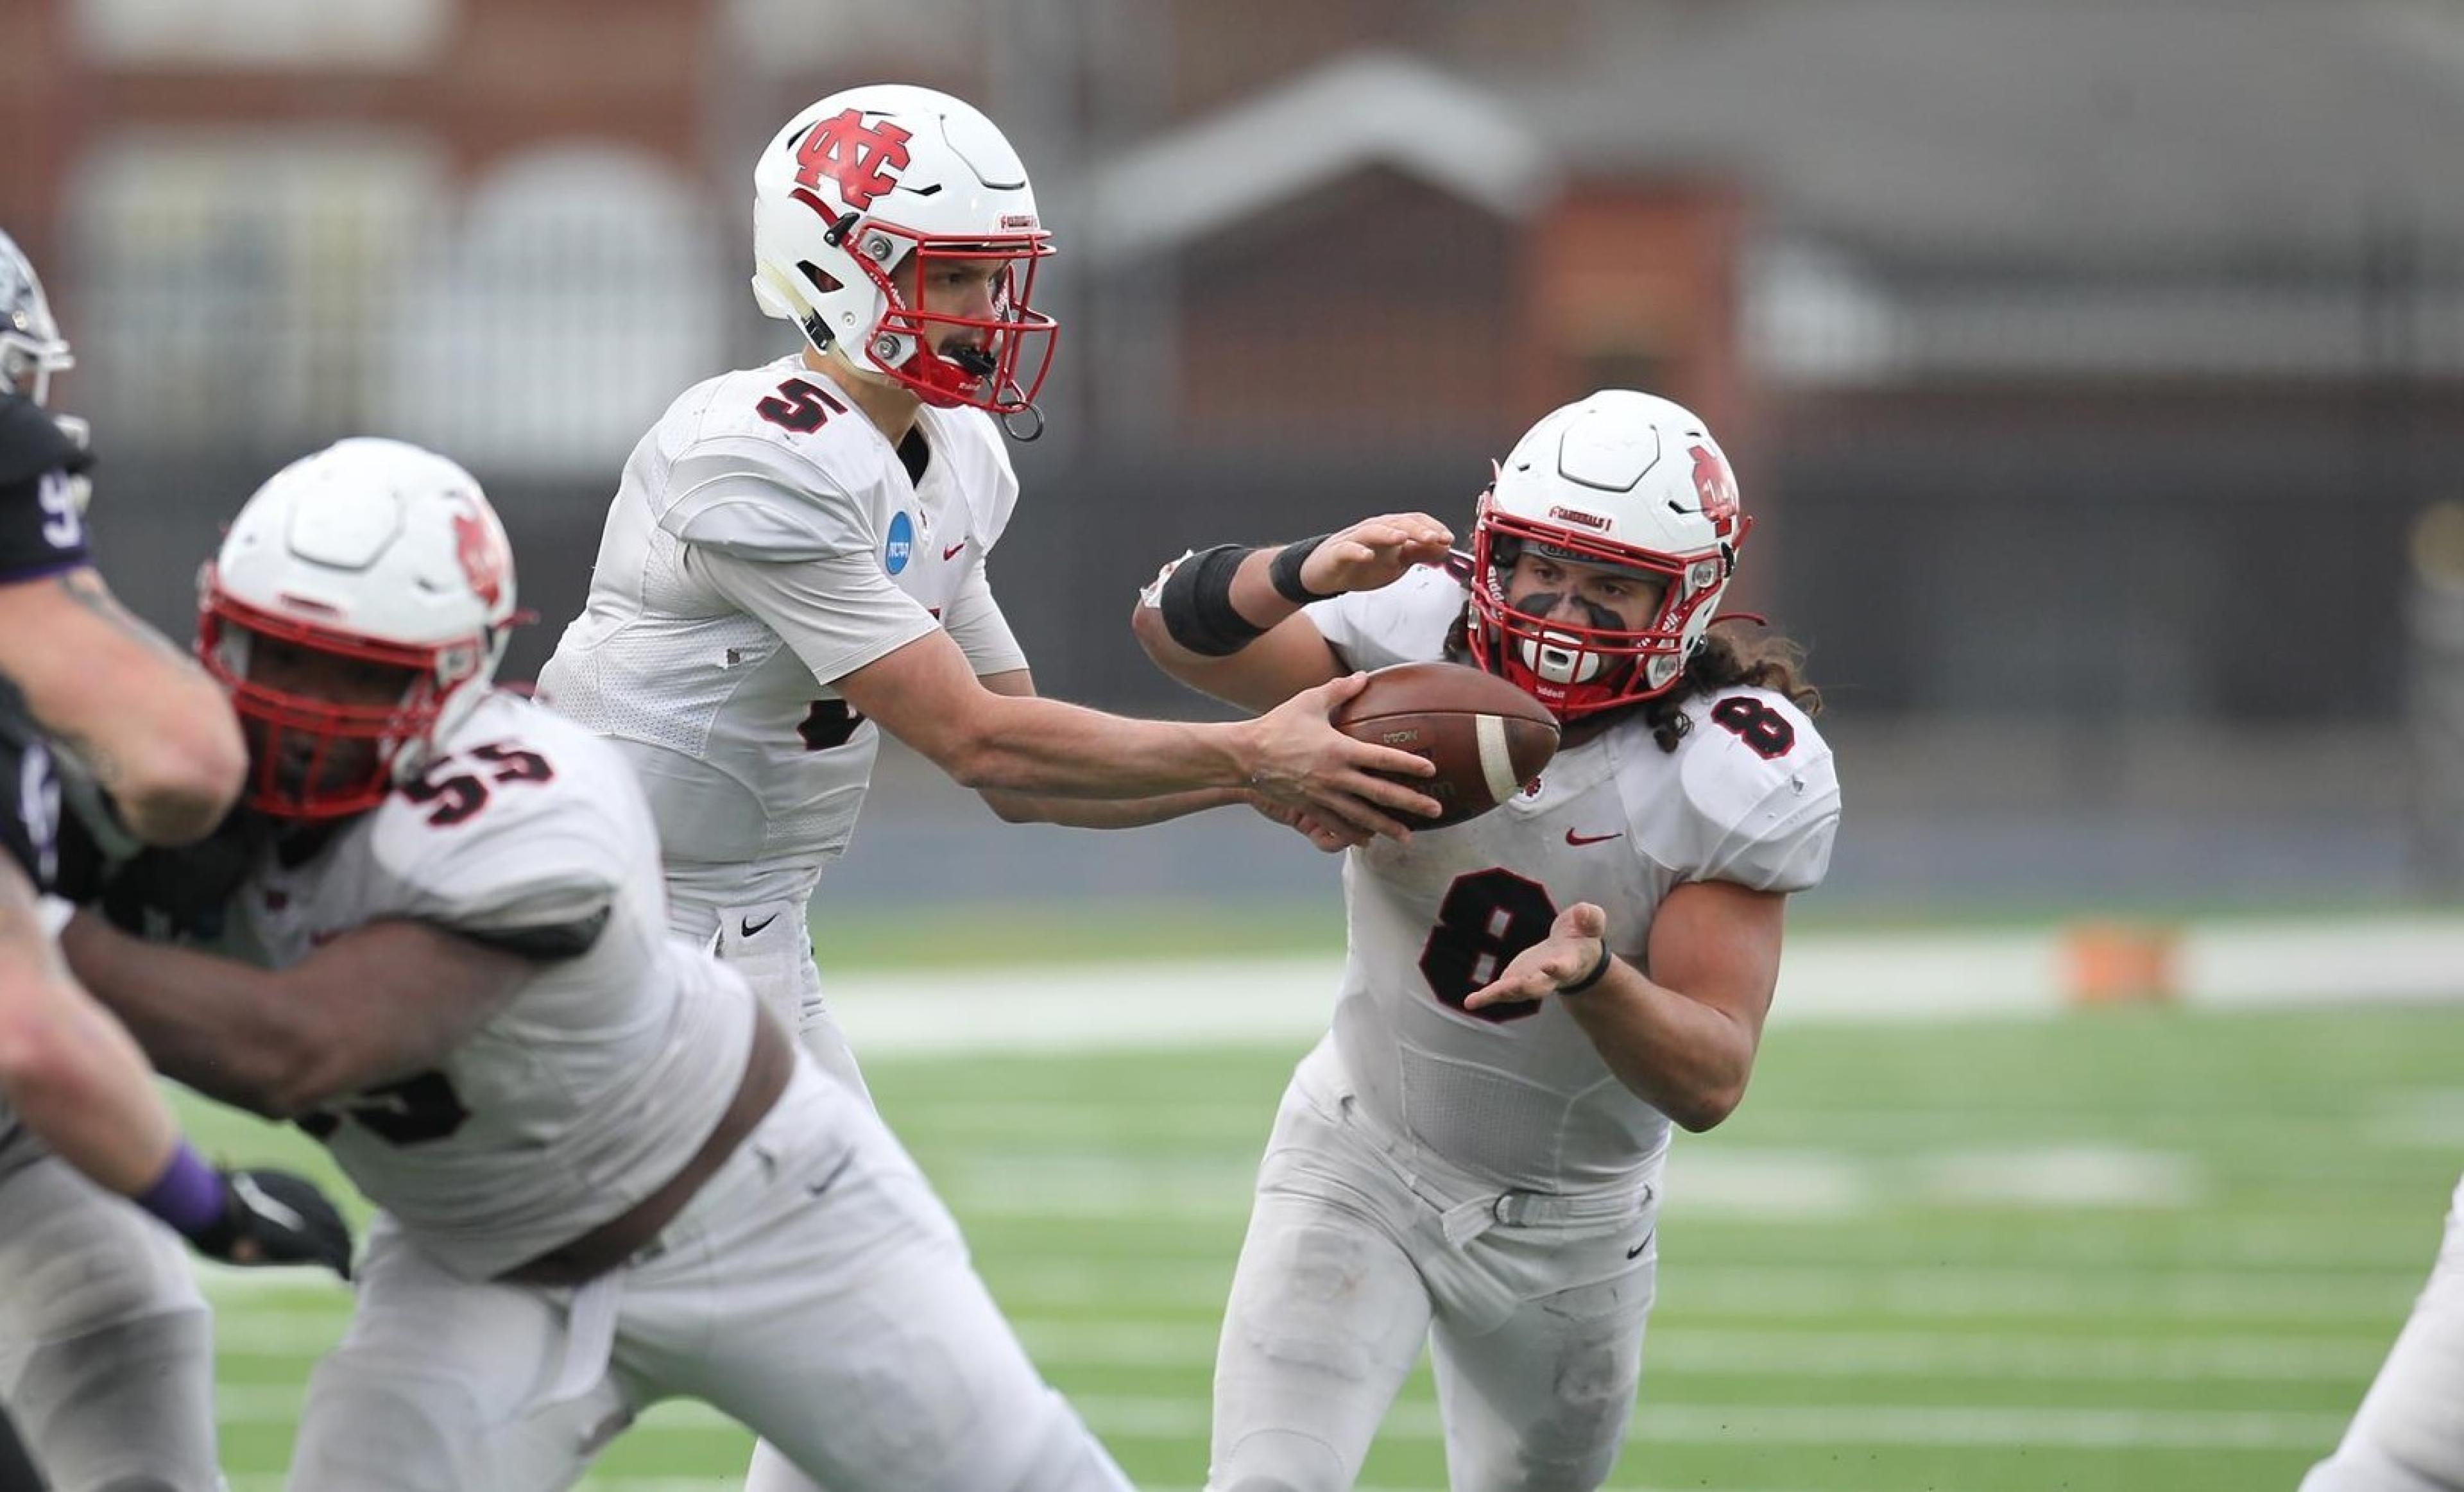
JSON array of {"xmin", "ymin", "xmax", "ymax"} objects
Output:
[
  {"xmin": 403, "ymin": 742, "xmax": 554, "ymax": 828},
  {"xmin": 757, "ymin": 377, "xmax": 848, "ymax": 434}
]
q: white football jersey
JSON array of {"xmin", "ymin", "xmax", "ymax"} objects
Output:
[
  {"xmin": 536, "ymin": 356, "xmax": 1022, "ymax": 914},
  {"xmin": 1305, "ymin": 566, "xmax": 1842, "ymax": 1194},
  {"xmin": 227, "ymin": 691, "xmax": 759, "ymax": 1282}
]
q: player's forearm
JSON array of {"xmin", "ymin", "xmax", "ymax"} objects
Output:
[
  {"xmin": 1129, "ymin": 601, "xmax": 1329, "ymax": 715},
  {"xmin": 979, "ymin": 784, "xmax": 1250, "ymax": 828},
  {"xmin": 0, "ymin": 898, "xmax": 182, "ymax": 1193},
  {"xmin": 1129, "ymin": 545, "xmax": 1341, "ymax": 716},
  {"xmin": 0, "ymin": 984, "xmax": 184, "ymax": 1194},
  {"xmin": 56, "ymin": 913, "xmax": 323, "ymax": 1117},
  {"xmin": 946, "ymin": 692, "xmax": 1257, "ymax": 800},
  {"xmin": 0, "ymin": 569, "xmax": 245, "ymax": 846},
  {"xmin": 1562, "ymin": 964, "xmax": 1760, "ymax": 1132}
]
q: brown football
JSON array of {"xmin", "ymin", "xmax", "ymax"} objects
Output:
[{"xmin": 1331, "ymin": 661, "xmax": 1561, "ymax": 829}]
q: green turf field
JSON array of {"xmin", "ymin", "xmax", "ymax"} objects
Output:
[{"xmin": 185, "ymin": 1000, "xmax": 2464, "ymax": 1491}]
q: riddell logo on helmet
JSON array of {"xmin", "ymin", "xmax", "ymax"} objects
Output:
[
  {"xmin": 1000, "ymin": 213, "xmax": 1038, "ymax": 230},
  {"xmin": 1548, "ymin": 506, "xmax": 1613, "ymax": 531},
  {"xmin": 794, "ymin": 109, "xmax": 914, "ymax": 210}
]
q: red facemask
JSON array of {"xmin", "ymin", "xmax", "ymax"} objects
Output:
[
  {"xmin": 197, "ymin": 580, "xmax": 484, "ymax": 820},
  {"xmin": 845, "ymin": 223, "xmax": 1057, "ymax": 415},
  {"xmin": 1465, "ymin": 501, "xmax": 1740, "ymax": 723}
]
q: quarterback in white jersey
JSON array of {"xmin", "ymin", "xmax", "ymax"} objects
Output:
[
  {"xmin": 60, "ymin": 440, "xmax": 1136, "ymax": 1492},
  {"xmin": 1136, "ymin": 391, "xmax": 1842, "ymax": 1491},
  {"xmin": 2304, "ymin": 1170, "xmax": 2464, "ymax": 1491},
  {"xmin": 538, "ymin": 83, "xmax": 1442, "ymax": 1112}
]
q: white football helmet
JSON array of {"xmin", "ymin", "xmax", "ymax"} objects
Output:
[
  {"xmin": 1, "ymin": 230, "xmax": 74, "ymax": 406},
  {"xmin": 1466, "ymin": 390, "xmax": 1752, "ymax": 721},
  {"xmin": 199, "ymin": 438, "xmax": 518, "ymax": 819},
  {"xmin": 751, "ymin": 83, "xmax": 1056, "ymax": 418}
]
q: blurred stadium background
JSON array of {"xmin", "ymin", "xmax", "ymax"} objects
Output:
[{"xmin": 7, "ymin": 0, "xmax": 2464, "ymax": 1486}]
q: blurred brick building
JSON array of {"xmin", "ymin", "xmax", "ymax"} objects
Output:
[{"xmin": 4, "ymin": 0, "xmax": 2461, "ymax": 768}]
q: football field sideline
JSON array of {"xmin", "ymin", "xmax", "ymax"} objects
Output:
[{"xmin": 819, "ymin": 912, "xmax": 2464, "ymax": 1056}]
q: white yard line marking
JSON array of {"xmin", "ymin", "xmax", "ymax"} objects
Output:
[
  {"xmin": 207, "ymin": 1306, "xmax": 2392, "ymax": 1384},
  {"xmin": 1667, "ymin": 1264, "xmax": 2417, "ymax": 1321},
  {"xmin": 1058, "ymin": 1396, "xmax": 2353, "ymax": 1450}
]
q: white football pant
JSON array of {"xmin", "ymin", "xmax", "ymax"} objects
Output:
[
  {"xmin": 287, "ymin": 1058, "xmax": 1130, "ymax": 1492},
  {"xmin": 2304, "ymin": 1172, "xmax": 2464, "ymax": 1491},
  {"xmin": 0, "ymin": 1157, "xmax": 222, "ymax": 1492},
  {"xmin": 1210, "ymin": 1065, "xmax": 1660, "ymax": 1492},
  {"xmin": 669, "ymin": 888, "xmax": 872, "ymax": 1108}
]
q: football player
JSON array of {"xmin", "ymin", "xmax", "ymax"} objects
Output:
[
  {"xmin": 2302, "ymin": 1172, "xmax": 2464, "ymax": 1490},
  {"xmin": 536, "ymin": 83, "xmax": 1440, "ymax": 1115},
  {"xmin": 1133, "ymin": 391, "xmax": 1844, "ymax": 1491},
  {"xmin": 0, "ymin": 229, "xmax": 352, "ymax": 1492},
  {"xmin": 59, "ymin": 437, "xmax": 1137, "ymax": 1491}
]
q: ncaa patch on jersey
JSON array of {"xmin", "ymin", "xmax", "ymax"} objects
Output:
[{"xmin": 885, "ymin": 510, "xmax": 914, "ymax": 574}]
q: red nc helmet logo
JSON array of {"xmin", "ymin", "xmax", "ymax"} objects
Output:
[
  {"xmin": 794, "ymin": 109, "xmax": 914, "ymax": 210},
  {"xmin": 452, "ymin": 507, "xmax": 506, "ymax": 610},
  {"xmin": 1690, "ymin": 445, "xmax": 1739, "ymax": 536}
]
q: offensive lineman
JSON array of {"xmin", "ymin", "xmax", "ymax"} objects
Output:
[
  {"xmin": 61, "ymin": 437, "xmax": 1138, "ymax": 1491},
  {"xmin": 537, "ymin": 83, "xmax": 1439, "ymax": 1113},
  {"xmin": 1134, "ymin": 391, "xmax": 1843, "ymax": 1490},
  {"xmin": 0, "ymin": 230, "xmax": 352, "ymax": 1492}
]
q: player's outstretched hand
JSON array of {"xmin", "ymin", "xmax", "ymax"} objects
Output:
[
  {"xmin": 1248, "ymin": 794, "xmax": 1365, "ymax": 852},
  {"xmin": 190, "ymin": 1167, "xmax": 355, "ymax": 1280},
  {"xmin": 1299, "ymin": 513, "xmax": 1455, "ymax": 597},
  {"xmin": 1246, "ymin": 674, "xmax": 1442, "ymax": 842},
  {"xmin": 1464, "ymin": 902, "xmax": 1611, "ymax": 1011}
]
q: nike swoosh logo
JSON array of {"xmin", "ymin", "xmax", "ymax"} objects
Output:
[
  {"xmin": 1565, "ymin": 829, "xmax": 1623, "ymax": 846},
  {"xmin": 231, "ymin": 1173, "xmax": 308, "ymax": 1233},
  {"xmin": 807, "ymin": 1154, "xmax": 856, "ymax": 1198},
  {"xmin": 740, "ymin": 913, "xmax": 780, "ymax": 938},
  {"xmin": 1627, "ymin": 1228, "xmax": 1655, "ymax": 1260},
  {"xmin": 942, "ymin": 541, "xmax": 966, "ymax": 561}
]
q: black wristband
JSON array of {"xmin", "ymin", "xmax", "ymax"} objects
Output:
[
  {"xmin": 1268, "ymin": 533, "xmax": 1339, "ymax": 605},
  {"xmin": 1561, "ymin": 939, "xmax": 1615, "ymax": 995},
  {"xmin": 1156, "ymin": 544, "xmax": 1269, "ymax": 657}
]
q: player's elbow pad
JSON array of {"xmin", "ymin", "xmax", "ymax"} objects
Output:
[{"xmin": 1152, "ymin": 544, "xmax": 1265, "ymax": 657}]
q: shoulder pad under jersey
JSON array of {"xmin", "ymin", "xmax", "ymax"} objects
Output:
[
  {"xmin": 366, "ymin": 696, "xmax": 637, "ymax": 940},
  {"xmin": 652, "ymin": 363, "xmax": 905, "ymax": 563},
  {"xmin": 1647, "ymin": 687, "xmax": 1841, "ymax": 893}
]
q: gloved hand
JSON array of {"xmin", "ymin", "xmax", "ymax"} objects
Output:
[
  {"xmin": 185, "ymin": 1167, "xmax": 355, "ymax": 1280},
  {"xmin": 94, "ymin": 808, "xmax": 264, "ymax": 941}
]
